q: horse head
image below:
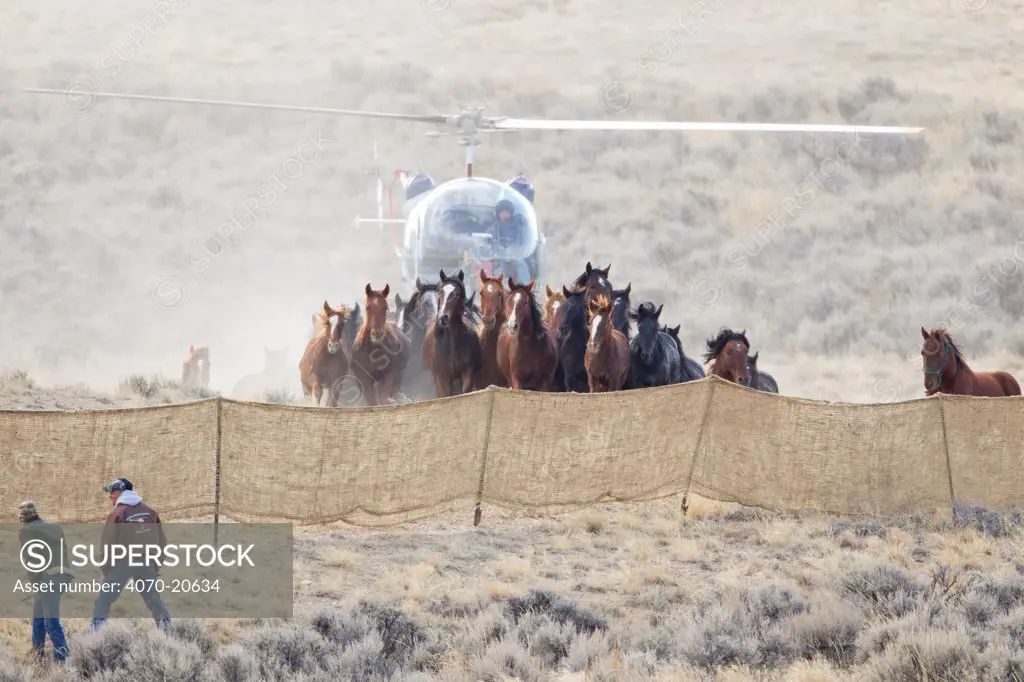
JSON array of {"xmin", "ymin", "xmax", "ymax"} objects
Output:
[
  {"xmin": 479, "ymin": 270, "xmax": 507, "ymax": 331},
  {"xmin": 630, "ymin": 301, "xmax": 663, "ymax": 363},
  {"xmin": 436, "ymin": 269, "xmax": 467, "ymax": 329},
  {"xmin": 921, "ymin": 327, "xmax": 960, "ymax": 393},
  {"xmin": 573, "ymin": 261, "xmax": 613, "ymax": 303},
  {"xmin": 505, "ymin": 276, "xmax": 540, "ymax": 337},
  {"xmin": 363, "ymin": 282, "xmax": 391, "ymax": 344},
  {"xmin": 586, "ymin": 292, "xmax": 614, "ymax": 350},
  {"xmin": 323, "ymin": 300, "xmax": 352, "ymax": 355},
  {"xmin": 704, "ymin": 328, "xmax": 751, "ymax": 384}
]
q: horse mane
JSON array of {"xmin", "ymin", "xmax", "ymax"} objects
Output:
[
  {"xmin": 509, "ymin": 282, "xmax": 545, "ymax": 336},
  {"xmin": 929, "ymin": 327, "xmax": 967, "ymax": 369},
  {"xmin": 629, "ymin": 301, "xmax": 660, "ymax": 323},
  {"xmin": 703, "ymin": 328, "xmax": 750, "ymax": 363},
  {"xmin": 313, "ymin": 310, "xmax": 332, "ymax": 338}
]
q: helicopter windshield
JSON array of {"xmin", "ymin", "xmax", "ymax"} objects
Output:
[{"xmin": 406, "ymin": 177, "xmax": 539, "ymax": 263}]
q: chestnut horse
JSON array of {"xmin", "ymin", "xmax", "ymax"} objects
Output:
[
  {"xmin": 476, "ymin": 270, "xmax": 509, "ymax": 389},
  {"xmin": 498, "ymin": 277, "xmax": 559, "ymax": 391},
  {"xmin": 181, "ymin": 345, "xmax": 211, "ymax": 390},
  {"xmin": 544, "ymin": 284, "xmax": 566, "ymax": 330},
  {"xmin": 422, "ymin": 269, "xmax": 482, "ymax": 397},
  {"xmin": 704, "ymin": 328, "xmax": 751, "ymax": 384},
  {"xmin": 299, "ymin": 301, "xmax": 352, "ymax": 406},
  {"xmin": 584, "ymin": 293, "xmax": 629, "ymax": 392},
  {"xmin": 920, "ymin": 327, "xmax": 1021, "ymax": 397},
  {"xmin": 351, "ymin": 283, "xmax": 412, "ymax": 405},
  {"xmin": 571, "ymin": 261, "xmax": 614, "ymax": 304}
]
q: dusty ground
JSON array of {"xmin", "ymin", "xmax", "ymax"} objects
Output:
[
  {"xmin": 2, "ymin": 0, "xmax": 1024, "ymax": 405},
  {"xmin": 0, "ymin": 497, "xmax": 1022, "ymax": 680}
]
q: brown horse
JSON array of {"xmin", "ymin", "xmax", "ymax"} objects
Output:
[
  {"xmin": 571, "ymin": 261, "xmax": 614, "ymax": 304},
  {"xmin": 299, "ymin": 301, "xmax": 352, "ymax": 406},
  {"xmin": 498, "ymin": 277, "xmax": 559, "ymax": 391},
  {"xmin": 584, "ymin": 293, "xmax": 629, "ymax": 392},
  {"xmin": 422, "ymin": 269, "xmax": 482, "ymax": 397},
  {"xmin": 703, "ymin": 328, "xmax": 751, "ymax": 384},
  {"xmin": 181, "ymin": 344, "xmax": 210, "ymax": 390},
  {"xmin": 476, "ymin": 270, "xmax": 509, "ymax": 389},
  {"xmin": 544, "ymin": 284, "xmax": 567, "ymax": 330},
  {"xmin": 351, "ymin": 283, "xmax": 412, "ymax": 405},
  {"xmin": 920, "ymin": 327, "xmax": 1021, "ymax": 397}
]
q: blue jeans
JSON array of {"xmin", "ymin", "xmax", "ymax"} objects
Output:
[
  {"xmin": 494, "ymin": 259, "xmax": 531, "ymax": 286},
  {"xmin": 92, "ymin": 564, "xmax": 170, "ymax": 631},
  {"xmin": 32, "ymin": 583, "xmax": 67, "ymax": 663}
]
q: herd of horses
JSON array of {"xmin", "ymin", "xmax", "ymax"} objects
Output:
[
  {"xmin": 177, "ymin": 261, "xmax": 1023, "ymax": 407},
  {"xmin": 296, "ymin": 262, "xmax": 1024, "ymax": 407},
  {"xmin": 298, "ymin": 261, "xmax": 781, "ymax": 407}
]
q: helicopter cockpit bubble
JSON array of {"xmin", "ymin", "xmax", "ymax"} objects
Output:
[{"xmin": 406, "ymin": 177, "xmax": 539, "ymax": 264}]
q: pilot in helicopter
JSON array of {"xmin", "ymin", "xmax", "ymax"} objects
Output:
[{"xmin": 484, "ymin": 198, "xmax": 532, "ymax": 286}]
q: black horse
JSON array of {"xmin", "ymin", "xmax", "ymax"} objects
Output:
[
  {"xmin": 661, "ymin": 324, "xmax": 705, "ymax": 381},
  {"xmin": 555, "ymin": 284, "xmax": 590, "ymax": 393},
  {"xmin": 572, "ymin": 261, "xmax": 614, "ymax": 303},
  {"xmin": 745, "ymin": 351, "xmax": 779, "ymax": 393},
  {"xmin": 625, "ymin": 302, "xmax": 681, "ymax": 389},
  {"xmin": 611, "ymin": 282, "xmax": 632, "ymax": 340},
  {"xmin": 340, "ymin": 302, "xmax": 363, "ymax": 352}
]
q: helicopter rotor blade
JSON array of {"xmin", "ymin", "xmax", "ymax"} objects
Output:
[
  {"xmin": 22, "ymin": 88, "xmax": 451, "ymax": 125},
  {"xmin": 488, "ymin": 118, "xmax": 925, "ymax": 135}
]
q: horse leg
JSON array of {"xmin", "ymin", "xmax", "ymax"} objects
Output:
[
  {"xmin": 311, "ymin": 379, "xmax": 323, "ymax": 406},
  {"xmin": 433, "ymin": 373, "xmax": 450, "ymax": 398},
  {"xmin": 461, "ymin": 368, "xmax": 475, "ymax": 394}
]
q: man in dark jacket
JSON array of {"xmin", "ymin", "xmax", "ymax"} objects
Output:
[
  {"xmin": 18, "ymin": 501, "xmax": 69, "ymax": 664},
  {"xmin": 91, "ymin": 478, "xmax": 171, "ymax": 632}
]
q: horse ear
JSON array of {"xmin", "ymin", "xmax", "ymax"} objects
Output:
[
  {"xmin": 585, "ymin": 261, "xmax": 593, "ymax": 274},
  {"xmin": 354, "ymin": 303, "xmax": 360, "ymax": 314},
  {"xmin": 546, "ymin": 284, "xmax": 554, "ymax": 297},
  {"xmin": 415, "ymin": 277, "xmax": 423, "ymax": 292},
  {"xmin": 480, "ymin": 269, "xmax": 488, "ymax": 283},
  {"xmin": 439, "ymin": 269, "xmax": 447, "ymax": 281},
  {"xmin": 467, "ymin": 292, "xmax": 476, "ymax": 307},
  {"xmin": 382, "ymin": 283, "xmax": 390, "ymax": 298},
  {"xmin": 625, "ymin": 281, "xmax": 631, "ymax": 295},
  {"xmin": 323, "ymin": 300, "xmax": 332, "ymax": 316},
  {"xmin": 741, "ymin": 328, "xmax": 746, "ymax": 337},
  {"xmin": 457, "ymin": 270, "xmax": 465, "ymax": 283},
  {"xmin": 672, "ymin": 324, "xmax": 680, "ymax": 334},
  {"xmin": 395, "ymin": 293, "xmax": 404, "ymax": 308},
  {"xmin": 605, "ymin": 263, "xmax": 612, "ymax": 276},
  {"xmin": 655, "ymin": 304, "xmax": 663, "ymax": 318},
  {"xmin": 527, "ymin": 276, "xmax": 536, "ymax": 291},
  {"xmin": 365, "ymin": 283, "xmax": 373, "ymax": 297},
  {"xmin": 508, "ymin": 277, "xmax": 517, "ymax": 290},
  {"xmin": 562, "ymin": 285, "xmax": 572, "ymax": 297},
  {"xmin": 921, "ymin": 326, "xmax": 929, "ymax": 340}
]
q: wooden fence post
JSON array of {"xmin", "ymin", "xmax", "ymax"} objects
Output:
[
  {"xmin": 214, "ymin": 397, "xmax": 222, "ymax": 545},
  {"xmin": 474, "ymin": 388, "xmax": 498, "ymax": 526},
  {"xmin": 682, "ymin": 378, "xmax": 717, "ymax": 515},
  {"xmin": 938, "ymin": 394, "xmax": 957, "ymax": 523}
]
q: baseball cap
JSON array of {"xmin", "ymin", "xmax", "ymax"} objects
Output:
[{"xmin": 103, "ymin": 478, "xmax": 133, "ymax": 493}]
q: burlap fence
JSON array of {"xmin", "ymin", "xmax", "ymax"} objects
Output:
[{"xmin": 1, "ymin": 376, "xmax": 1020, "ymax": 526}]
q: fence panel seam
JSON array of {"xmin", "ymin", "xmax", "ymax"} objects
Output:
[
  {"xmin": 682, "ymin": 378, "xmax": 718, "ymax": 512},
  {"xmin": 474, "ymin": 387, "xmax": 498, "ymax": 526},
  {"xmin": 938, "ymin": 395, "xmax": 957, "ymax": 520}
]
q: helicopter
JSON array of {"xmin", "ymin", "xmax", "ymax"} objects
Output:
[{"xmin": 23, "ymin": 87, "xmax": 925, "ymax": 297}]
